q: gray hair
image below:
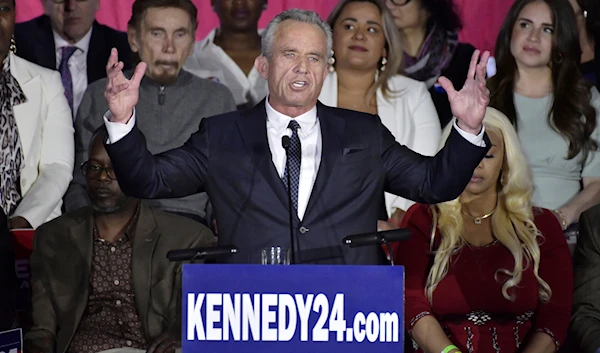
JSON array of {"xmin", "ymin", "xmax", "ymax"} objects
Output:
[{"xmin": 261, "ymin": 8, "xmax": 333, "ymax": 59}]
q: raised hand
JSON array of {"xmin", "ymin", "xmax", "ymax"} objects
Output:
[
  {"xmin": 438, "ymin": 49, "xmax": 491, "ymax": 134},
  {"xmin": 103, "ymin": 48, "xmax": 147, "ymax": 123}
]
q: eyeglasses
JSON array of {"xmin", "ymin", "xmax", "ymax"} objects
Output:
[
  {"xmin": 390, "ymin": 0, "xmax": 412, "ymax": 5},
  {"xmin": 81, "ymin": 161, "xmax": 116, "ymax": 180}
]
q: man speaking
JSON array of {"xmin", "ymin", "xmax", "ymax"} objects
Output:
[{"xmin": 102, "ymin": 9, "xmax": 491, "ymax": 265}]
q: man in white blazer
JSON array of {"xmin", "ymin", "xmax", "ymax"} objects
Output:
[{"xmin": 7, "ymin": 51, "xmax": 74, "ymax": 230}]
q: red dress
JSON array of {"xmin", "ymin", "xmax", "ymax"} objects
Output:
[{"xmin": 394, "ymin": 204, "xmax": 572, "ymax": 353}]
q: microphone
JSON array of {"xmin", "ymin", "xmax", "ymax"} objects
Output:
[
  {"xmin": 167, "ymin": 245, "xmax": 238, "ymax": 262},
  {"xmin": 342, "ymin": 229, "xmax": 411, "ymax": 266},
  {"xmin": 281, "ymin": 135, "xmax": 296, "ymax": 264}
]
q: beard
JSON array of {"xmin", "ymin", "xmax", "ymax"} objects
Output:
[
  {"xmin": 149, "ymin": 61, "xmax": 180, "ymax": 85},
  {"xmin": 92, "ymin": 194, "xmax": 133, "ymax": 214}
]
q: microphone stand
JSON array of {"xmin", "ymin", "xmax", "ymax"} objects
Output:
[
  {"xmin": 381, "ymin": 238, "xmax": 395, "ymax": 266},
  {"xmin": 282, "ymin": 136, "xmax": 296, "ymax": 264}
]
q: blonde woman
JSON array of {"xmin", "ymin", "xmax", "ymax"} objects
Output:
[{"xmin": 393, "ymin": 108, "xmax": 572, "ymax": 353}]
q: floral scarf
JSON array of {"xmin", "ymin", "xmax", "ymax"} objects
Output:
[
  {"xmin": 0, "ymin": 55, "xmax": 27, "ymax": 216},
  {"xmin": 403, "ymin": 23, "xmax": 459, "ymax": 89}
]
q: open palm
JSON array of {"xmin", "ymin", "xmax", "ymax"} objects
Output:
[
  {"xmin": 439, "ymin": 50, "xmax": 491, "ymax": 134},
  {"xmin": 103, "ymin": 48, "xmax": 147, "ymax": 123}
]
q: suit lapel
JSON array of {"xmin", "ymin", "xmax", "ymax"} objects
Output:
[
  {"xmin": 87, "ymin": 22, "xmax": 107, "ymax": 83},
  {"xmin": 68, "ymin": 208, "xmax": 94, "ymax": 333},
  {"xmin": 132, "ymin": 203, "xmax": 159, "ymax": 334},
  {"xmin": 32, "ymin": 16, "xmax": 57, "ymax": 70},
  {"xmin": 237, "ymin": 101, "xmax": 295, "ymax": 217},
  {"xmin": 304, "ymin": 103, "xmax": 345, "ymax": 221}
]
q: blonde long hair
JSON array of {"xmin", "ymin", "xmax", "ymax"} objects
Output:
[{"xmin": 426, "ymin": 108, "xmax": 551, "ymax": 304}]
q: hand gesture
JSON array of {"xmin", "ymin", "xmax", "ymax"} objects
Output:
[
  {"xmin": 439, "ymin": 49, "xmax": 491, "ymax": 134},
  {"xmin": 104, "ymin": 48, "xmax": 147, "ymax": 123}
]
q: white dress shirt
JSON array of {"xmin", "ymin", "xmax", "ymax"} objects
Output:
[
  {"xmin": 104, "ymin": 101, "xmax": 485, "ymax": 220},
  {"xmin": 183, "ymin": 28, "xmax": 268, "ymax": 108},
  {"xmin": 54, "ymin": 28, "xmax": 92, "ymax": 118},
  {"xmin": 265, "ymin": 100, "xmax": 321, "ymax": 220}
]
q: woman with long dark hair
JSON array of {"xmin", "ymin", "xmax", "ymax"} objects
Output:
[{"xmin": 488, "ymin": 0, "xmax": 600, "ymax": 233}]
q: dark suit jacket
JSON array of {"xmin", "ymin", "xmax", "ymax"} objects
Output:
[
  {"xmin": 106, "ymin": 101, "xmax": 490, "ymax": 264},
  {"xmin": 14, "ymin": 15, "xmax": 132, "ymax": 85},
  {"xmin": 571, "ymin": 204, "xmax": 600, "ymax": 353},
  {"xmin": 24, "ymin": 202, "xmax": 214, "ymax": 353}
]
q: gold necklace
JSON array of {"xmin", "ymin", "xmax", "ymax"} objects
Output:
[{"xmin": 461, "ymin": 205, "xmax": 497, "ymax": 225}]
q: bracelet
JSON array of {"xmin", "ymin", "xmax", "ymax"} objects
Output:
[
  {"xmin": 442, "ymin": 345, "xmax": 461, "ymax": 353},
  {"xmin": 554, "ymin": 209, "xmax": 567, "ymax": 230}
]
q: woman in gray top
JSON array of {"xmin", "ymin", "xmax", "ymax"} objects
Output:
[{"xmin": 488, "ymin": 0, "xmax": 600, "ymax": 231}]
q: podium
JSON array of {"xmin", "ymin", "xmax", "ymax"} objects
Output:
[{"xmin": 183, "ymin": 264, "xmax": 404, "ymax": 352}]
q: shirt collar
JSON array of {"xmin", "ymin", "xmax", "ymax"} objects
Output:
[
  {"xmin": 53, "ymin": 26, "xmax": 93, "ymax": 54},
  {"xmin": 265, "ymin": 97, "xmax": 318, "ymax": 135}
]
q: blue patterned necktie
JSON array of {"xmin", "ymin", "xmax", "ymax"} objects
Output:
[
  {"xmin": 59, "ymin": 46, "xmax": 77, "ymax": 115},
  {"xmin": 283, "ymin": 120, "xmax": 302, "ymax": 213}
]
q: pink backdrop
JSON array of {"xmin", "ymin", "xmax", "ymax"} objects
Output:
[{"xmin": 16, "ymin": 0, "xmax": 513, "ymax": 53}]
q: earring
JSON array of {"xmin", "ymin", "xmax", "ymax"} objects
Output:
[
  {"xmin": 380, "ymin": 57, "xmax": 387, "ymax": 72},
  {"xmin": 262, "ymin": 2, "xmax": 268, "ymax": 10},
  {"xmin": 555, "ymin": 53, "xmax": 563, "ymax": 64},
  {"xmin": 328, "ymin": 53, "xmax": 335, "ymax": 73},
  {"xmin": 500, "ymin": 173, "xmax": 506, "ymax": 186},
  {"xmin": 9, "ymin": 35, "xmax": 16, "ymax": 54}
]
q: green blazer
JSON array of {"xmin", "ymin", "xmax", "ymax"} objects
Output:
[{"xmin": 24, "ymin": 202, "xmax": 214, "ymax": 352}]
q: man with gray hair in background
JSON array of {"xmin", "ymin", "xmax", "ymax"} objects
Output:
[
  {"xmin": 101, "ymin": 8, "xmax": 493, "ymax": 265},
  {"xmin": 64, "ymin": 0, "xmax": 236, "ymax": 227}
]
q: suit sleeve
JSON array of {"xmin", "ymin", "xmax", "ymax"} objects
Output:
[
  {"xmin": 24, "ymin": 226, "xmax": 57, "ymax": 351},
  {"xmin": 105, "ymin": 117, "xmax": 211, "ymax": 199},
  {"xmin": 12, "ymin": 70, "xmax": 74, "ymax": 228},
  {"xmin": 382, "ymin": 120, "xmax": 489, "ymax": 204},
  {"xmin": 571, "ymin": 209, "xmax": 600, "ymax": 353},
  {"xmin": 530, "ymin": 209, "xmax": 573, "ymax": 348},
  {"xmin": 167, "ymin": 225, "xmax": 215, "ymax": 338}
]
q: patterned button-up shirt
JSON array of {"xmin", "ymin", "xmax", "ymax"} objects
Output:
[{"xmin": 68, "ymin": 206, "xmax": 148, "ymax": 353}]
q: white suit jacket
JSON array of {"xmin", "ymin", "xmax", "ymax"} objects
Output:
[
  {"xmin": 10, "ymin": 52, "xmax": 74, "ymax": 228},
  {"xmin": 319, "ymin": 72, "xmax": 441, "ymax": 216}
]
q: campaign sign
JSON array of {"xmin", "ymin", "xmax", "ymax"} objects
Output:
[
  {"xmin": 0, "ymin": 328, "xmax": 22, "ymax": 353},
  {"xmin": 183, "ymin": 264, "xmax": 404, "ymax": 353}
]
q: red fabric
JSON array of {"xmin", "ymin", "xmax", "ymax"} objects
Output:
[
  {"xmin": 15, "ymin": 0, "xmax": 513, "ymax": 53},
  {"xmin": 395, "ymin": 204, "xmax": 573, "ymax": 352}
]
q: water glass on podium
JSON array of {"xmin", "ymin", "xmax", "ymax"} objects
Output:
[{"xmin": 261, "ymin": 246, "xmax": 291, "ymax": 265}]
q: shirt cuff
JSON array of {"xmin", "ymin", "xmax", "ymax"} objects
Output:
[
  {"xmin": 103, "ymin": 109, "xmax": 136, "ymax": 144},
  {"xmin": 453, "ymin": 119, "xmax": 486, "ymax": 147}
]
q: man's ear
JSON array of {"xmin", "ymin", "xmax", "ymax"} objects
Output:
[
  {"xmin": 127, "ymin": 27, "xmax": 139, "ymax": 53},
  {"xmin": 255, "ymin": 55, "xmax": 269, "ymax": 80}
]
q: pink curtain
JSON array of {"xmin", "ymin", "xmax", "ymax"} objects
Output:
[{"xmin": 16, "ymin": 0, "xmax": 513, "ymax": 53}]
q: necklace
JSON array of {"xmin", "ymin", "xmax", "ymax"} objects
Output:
[{"xmin": 461, "ymin": 205, "xmax": 497, "ymax": 225}]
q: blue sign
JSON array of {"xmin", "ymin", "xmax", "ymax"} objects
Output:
[
  {"xmin": 0, "ymin": 328, "xmax": 22, "ymax": 353},
  {"xmin": 183, "ymin": 264, "xmax": 404, "ymax": 352}
]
